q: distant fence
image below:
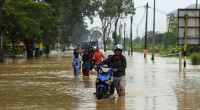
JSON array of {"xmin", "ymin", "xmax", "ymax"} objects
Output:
[
  {"xmin": 159, "ymin": 53, "xmax": 179, "ymax": 57},
  {"xmin": 194, "ymin": 52, "xmax": 200, "ymax": 54}
]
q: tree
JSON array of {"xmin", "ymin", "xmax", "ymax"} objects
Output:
[
  {"xmin": 0, "ymin": 0, "xmax": 5, "ymax": 62},
  {"xmin": 133, "ymin": 36, "xmax": 142, "ymax": 44},
  {"xmin": 59, "ymin": 0, "xmax": 100, "ymax": 51},
  {"xmin": 71, "ymin": 22, "xmax": 90, "ymax": 44},
  {"xmin": 2, "ymin": 0, "xmax": 56, "ymax": 58},
  {"xmin": 165, "ymin": 16, "xmax": 177, "ymax": 48},
  {"xmin": 112, "ymin": 0, "xmax": 135, "ymax": 46},
  {"xmin": 91, "ymin": 30, "xmax": 102, "ymax": 47},
  {"xmin": 98, "ymin": 0, "xmax": 116, "ymax": 52},
  {"xmin": 38, "ymin": 0, "xmax": 63, "ymax": 55},
  {"xmin": 164, "ymin": 31, "xmax": 177, "ymax": 47}
]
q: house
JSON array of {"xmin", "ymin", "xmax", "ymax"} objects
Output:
[
  {"xmin": 167, "ymin": 9, "xmax": 178, "ymax": 32},
  {"xmin": 166, "ymin": 4, "xmax": 200, "ymax": 32}
]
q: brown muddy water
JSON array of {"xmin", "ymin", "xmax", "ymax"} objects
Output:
[{"xmin": 0, "ymin": 51, "xmax": 200, "ymax": 110}]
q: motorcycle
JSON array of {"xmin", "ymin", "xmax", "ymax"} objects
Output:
[{"xmin": 93, "ymin": 64, "xmax": 114, "ymax": 100}]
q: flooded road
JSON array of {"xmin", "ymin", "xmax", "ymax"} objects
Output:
[{"xmin": 0, "ymin": 51, "xmax": 200, "ymax": 110}]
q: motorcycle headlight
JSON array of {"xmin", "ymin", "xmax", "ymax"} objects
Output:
[{"xmin": 102, "ymin": 67, "xmax": 109, "ymax": 73}]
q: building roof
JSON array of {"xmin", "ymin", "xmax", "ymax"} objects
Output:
[
  {"xmin": 167, "ymin": 9, "xmax": 178, "ymax": 16},
  {"xmin": 167, "ymin": 4, "xmax": 200, "ymax": 16},
  {"xmin": 185, "ymin": 4, "xmax": 200, "ymax": 9}
]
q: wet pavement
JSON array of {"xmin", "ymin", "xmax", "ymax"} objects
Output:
[{"xmin": 0, "ymin": 51, "xmax": 200, "ymax": 110}]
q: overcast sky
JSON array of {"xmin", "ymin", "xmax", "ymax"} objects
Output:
[{"xmin": 86, "ymin": 0, "xmax": 198, "ymax": 39}]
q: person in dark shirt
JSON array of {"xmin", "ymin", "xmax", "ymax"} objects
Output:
[
  {"xmin": 88, "ymin": 47, "xmax": 94, "ymax": 59},
  {"xmin": 88, "ymin": 47, "xmax": 94, "ymax": 70},
  {"xmin": 97, "ymin": 44, "xmax": 127, "ymax": 97},
  {"xmin": 82, "ymin": 49, "xmax": 91, "ymax": 76}
]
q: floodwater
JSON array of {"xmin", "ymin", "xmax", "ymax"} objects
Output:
[{"xmin": 0, "ymin": 51, "xmax": 200, "ymax": 110}]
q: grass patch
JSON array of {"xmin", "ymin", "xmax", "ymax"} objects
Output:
[{"xmin": 191, "ymin": 53, "xmax": 200, "ymax": 65}]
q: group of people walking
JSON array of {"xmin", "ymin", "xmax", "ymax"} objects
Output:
[
  {"xmin": 72, "ymin": 45, "xmax": 105, "ymax": 76},
  {"xmin": 72, "ymin": 44, "xmax": 127, "ymax": 97}
]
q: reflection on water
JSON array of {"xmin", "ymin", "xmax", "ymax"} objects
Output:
[
  {"xmin": 82, "ymin": 76, "xmax": 92, "ymax": 88},
  {"xmin": 0, "ymin": 51, "xmax": 200, "ymax": 109},
  {"xmin": 96, "ymin": 97, "xmax": 126, "ymax": 110},
  {"xmin": 174, "ymin": 68, "xmax": 200, "ymax": 110}
]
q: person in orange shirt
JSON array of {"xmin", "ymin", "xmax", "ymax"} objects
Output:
[
  {"xmin": 76, "ymin": 44, "xmax": 82, "ymax": 56},
  {"xmin": 76, "ymin": 44, "xmax": 82, "ymax": 70},
  {"xmin": 92, "ymin": 47, "xmax": 105, "ymax": 64}
]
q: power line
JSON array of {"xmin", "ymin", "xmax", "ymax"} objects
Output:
[
  {"xmin": 133, "ymin": 4, "xmax": 167, "ymax": 28},
  {"xmin": 133, "ymin": 8, "xmax": 146, "ymax": 27},
  {"xmin": 135, "ymin": 5, "xmax": 145, "ymax": 9},
  {"xmin": 88, "ymin": 3, "xmax": 169, "ymax": 38},
  {"xmin": 148, "ymin": 5, "xmax": 168, "ymax": 15}
]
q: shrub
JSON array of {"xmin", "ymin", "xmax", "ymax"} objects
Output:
[
  {"xmin": 158, "ymin": 51, "xmax": 166, "ymax": 55},
  {"xmin": 191, "ymin": 53, "xmax": 200, "ymax": 65}
]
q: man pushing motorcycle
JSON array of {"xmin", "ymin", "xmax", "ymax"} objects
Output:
[{"xmin": 95, "ymin": 44, "xmax": 127, "ymax": 97}]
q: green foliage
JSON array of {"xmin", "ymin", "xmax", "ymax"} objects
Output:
[
  {"xmin": 158, "ymin": 51, "xmax": 166, "ymax": 55},
  {"xmin": 59, "ymin": 0, "xmax": 100, "ymax": 47},
  {"xmin": 71, "ymin": 22, "xmax": 90, "ymax": 44},
  {"xmin": 91, "ymin": 30, "xmax": 102, "ymax": 41},
  {"xmin": 2, "ymin": 0, "xmax": 56, "ymax": 41},
  {"xmin": 191, "ymin": 53, "xmax": 200, "ymax": 65},
  {"xmin": 1, "ymin": 0, "xmax": 57, "ymax": 57},
  {"xmin": 98, "ymin": 0, "xmax": 134, "ymax": 51},
  {"xmin": 112, "ymin": 0, "xmax": 134, "ymax": 45},
  {"xmin": 154, "ymin": 43, "xmax": 165, "ymax": 53},
  {"xmin": 108, "ymin": 44, "xmax": 113, "ymax": 50},
  {"xmin": 0, "ymin": 0, "xmax": 5, "ymax": 8},
  {"xmin": 113, "ymin": 0, "xmax": 135, "ymax": 17},
  {"xmin": 140, "ymin": 31, "xmax": 177, "ymax": 48},
  {"xmin": 167, "ymin": 44, "xmax": 183, "ymax": 53},
  {"xmin": 133, "ymin": 37, "xmax": 142, "ymax": 44},
  {"xmin": 99, "ymin": 0, "xmax": 116, "ymax": 19},
  {"xmin": 132, "ymin": 29, "xmax": 186, "ymax": 56},
  {"xmin": 112, "ymin": 31, "xmax": 117, "ymax": 40},
  {"xmin": 132, "ymin": 42, "xmax": 143, "ymax": 52},
  {"xmin": 2, "ymin": 33, "xmax": 12, "ymax": 54},
  {"xmin": 112, "ymin": 31, "xmax": 121, "ymax": 45}
]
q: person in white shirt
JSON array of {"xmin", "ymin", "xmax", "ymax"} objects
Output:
[{"xmin": 72, "ymin": 49, "xmax": 82, "ymax": 76}]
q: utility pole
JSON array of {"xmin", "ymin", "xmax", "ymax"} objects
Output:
[
  {"xmin": 0, "ymin": 2, "xmax": 5, "ymax": 63},
  {"xmin": 137, "ymin": 26, "xmax": 138, "ymax": 38},
  {"xmin": 184, "ymin": 15, "xmax": 189, "ymax": 67},
  {"xmin": 196, "ymin": 0, "xmax": 198, "ymax": 9},
  {"xmin": 124, "ymin": 23, "xmax": 126, "ymax": 53},
  {"xmin": 0, "ymin": 33, "xmax": 2, "ymax": 50},
  {"xmin": 151, "ymin": 0, "xmax": 156, "ymax": 61},
  {"xmin": 130, "ymin": 16, "xmax": 133, "ymax": 55},
  {"xmin": 144, "ymin": 3, "xmax": 148, "ymax": 58},
  {"xmin": 119, "ymin": 19, "xmax": 122, "ymax": 45},
  {"xmin": 0, "ymin": 31, "xmax": 3, "ymax": 63}
]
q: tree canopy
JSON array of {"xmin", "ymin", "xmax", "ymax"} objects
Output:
[{"xmin": 2, "ymin": 0, "xmax": 56, "ymax": 58}]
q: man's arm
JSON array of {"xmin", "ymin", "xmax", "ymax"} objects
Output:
[
  {"xmin": 78, "ymin": 55, "xmax": 81, "ymax": 62},
  {"xmin": 92, "ymin": 53, "xmax": 96, "ymax": 59},
  {"xmin": 72, "ymin": 55, "xmax": 75, "ymax": 67},
  {"xmin": 101, "ymin": 52, "xmax": 105, "ymax": 59},
  {"xmin": 79, "ymin": 50, "xmax": 82, "ymax": 56},
  {"xmin": 72, "ymin": 55, "xmax": 74, "ymax": 63}
]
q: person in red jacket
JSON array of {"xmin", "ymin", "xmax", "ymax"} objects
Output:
[{"xmin": 92, "ymin": 47, "xmax": 105, "ymax": 64}]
